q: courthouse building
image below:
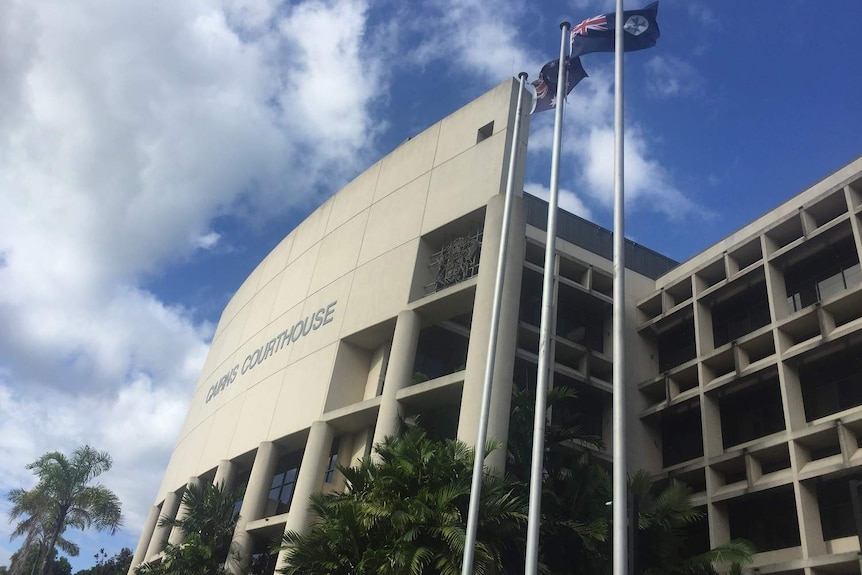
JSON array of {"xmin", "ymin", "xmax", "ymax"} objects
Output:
[{"xmin": 129, "ymin": 78, "xmax": 862, "ymax": 575}]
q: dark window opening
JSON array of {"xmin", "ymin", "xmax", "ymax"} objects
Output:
[
  {"xmin": 817, "ymin": 474, "xmax": 862, "ymax": 540},
  {"xmin": 798, "ymin": 347, "xmax": 862, "ymax": 420},
  {"xmin": 512, "ymin": 357, "xmax": 537, "ymax": 393},
  {"xmin": 657, "ymin": 318, "xmax": 696, "ymax": 372},
  {"xmin": 712, "ymin": 283, "xmax": 771, "ymax": 347},
  {"xmin": 718, "ymin": 376, "xmax": 785, "ymax": 448},
  {"xmin": 785, "ymin": 238, "xmax": 861, "ymax": 312},
  {"xmin": 265, "ymin": 449, "xmax": 304, "ymax": 516},
  {"xmin": 809, "ymin": 442, "xmax": 841, "ymax": 461},
  {"xmin": 407, "ymin": 404, "xmax": 460, "ymax": 442},
  {"xmin": 661, "ymin": 401, "xmax": 703, "ymax": 467},
  {"xmin": 550, "ymin": 374, "xmax": 607, "ymax": 438},
  {"xmin": 727, "ymin": 486, "xmax": 801, "ymax": 551},
  {"xmin": 760, "ymin": 452, "xmax": 791, "ymax": 475},
  {"xmin": 324, "ymin": 438, "xmax": 341, "ymax": 484},
  {"xmin": 476, "ymin": 121, "xmax": 494, "ymax": 143},
  {"xmin": 249, "ymin": 538, "xmax": 279, "ymax": 575},
  {"xmin": 230, "ymin": 467, "xmax": 252, "ymax": 520},
  {"xmin": 556, "ymin": 284, "xmax": 605, "ymax": 353},
  {"xmin": 412, "ymin": 324, "xmax": 469, "ymax": 383},
  {"xmin": 519, "ymin": 270, "xmax": 543, "ymax": 327}
]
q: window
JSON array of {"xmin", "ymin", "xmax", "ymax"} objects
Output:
[
  {"xmin": 230, "ymin": 467, "xmax": 252, "ymax": 519},
  {"xmin": 785, "ymin": 239, "xmax": 861, "ymax": 312},
  {"xmin": 324, "ymin": 438, "xmax": 340, "ymax": 484},
  {"xmin": 657, "ymin": 318, "xmax": 696, "ymax": 372},
  {"xmin": 661, "ymin": 400, "xmax": 703, "ymax": 467},
  {"xmin": 718, "ymin": 376, "xmax": 785, "ymax": 448},
  {"xmin": 412, "ymin": 324, "xmax": 469, "ymax": 382},
  {"xmin": 712, "ymin": 283, "xmax": 770, "ymax": 347},
  {"xmin": 817, "ymin": 475, "xmax": 862, "ymax": 540},
  {"xmin": 265, "ymin": 450, "xmax": 303, "ymax": 516},
  {"xmin": 727, "ymin": 486, "xmax": 801, "ymax": 551},
  {"xmin": 799, "ymin": 348, "xmax": 862, "ymax": 421}
]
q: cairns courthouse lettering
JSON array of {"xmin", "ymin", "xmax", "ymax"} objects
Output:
[{"xmin": 205, "ymin": 301, "xmax": 337, "ymax": 403}]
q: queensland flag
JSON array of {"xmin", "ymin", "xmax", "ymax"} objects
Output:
[
  {"xmin": 531, "ymin": 57, "xmax": 587, "ymax": 114},
  {"xmin": 570, "ymin": 1, "xmax": 659, "ymax": 57}
]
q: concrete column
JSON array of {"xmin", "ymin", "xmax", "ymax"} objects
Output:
[
  {"xmin": 275, "ymin": 421, "xmax": 335, "ymax": 572},
  {"xmin": 705, "ymin": 467, "xmax": 730, "ymax": 548},
  {"xmin": 371, "ymin": 309, "xmax": 420, "ymax": 448},
  {"xmin": 457, "ymin": 193, "xmax": 526, "ymax": 473},
  {"xmin": 168, "ymin": 476, "xmax": 202, "ymax": 546},
  {"xmin": 213, "ymin": 459, "xmax": 236, "ymax": 490},
  {"xmin": 227, "ymin": 441, "xmax": 279, "ymax": 575},
  {"xmin": 794, "ymin": 480, "xmax": 826, "ymax": 558},
  {"xmin": 128, "ymin": 504, "xmax": 160, "ymax": 575},
  {"xmin": 693, "ymin": 299, "xmax": 714, "ymax": 358},
  {"xmin": 144, "ymin": 491, "xmax": 181, "ymax": 561}
]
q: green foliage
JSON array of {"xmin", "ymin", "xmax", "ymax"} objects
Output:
[
  {"xmin": 630, "ymin": 470, "xmax": 755, "ymax": 575},
  {"xmin": 6, "ymin": 446, "xmax": 123, "ymax": 575},
  {"xmin": 73, "ymin": 547, "xmax": 133, "ymax": 575},
  {"xmin": 278, "ymin": 427, "xmax": 526, "ymax": 575},
  {"xmin": 506, "ymin": 385, "xmax": 755, "ymax": 575},
  {"xmin": 7, "ymin": 545, "xmax": 71, "ymax": 575},
  {"xmin": 134, "ymin": 482, "xmax": 242, "ymax": 575},
  {"xmin": 506, "ymin": 384, "xmax": 611, "ymax": 573}
]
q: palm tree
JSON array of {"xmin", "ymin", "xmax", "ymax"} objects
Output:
[
  {"xmin": 630, "ymin": 470, "xmax": 755, "ymax": 575},
  {"xmin": 505, "ymin": 384, "xmax": 611, "ymax": 574},
  {"xmin": 279, "ymin": 427, "xmax": 526, "ymax": 575},
  {"xmin": 8, "ymin": 446, "xmax": 123, "ymax": 575},
  {"xmin": 135, "ymin": 482, "xmax": 242, "ymax": 575}
]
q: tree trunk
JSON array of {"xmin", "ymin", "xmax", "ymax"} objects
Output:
[{"xmin": 38, "ymin": 510, "xmax": 66, "ymax": 575}]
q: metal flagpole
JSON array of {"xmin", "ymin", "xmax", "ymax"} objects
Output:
[
  {"xmin": 461, "ymin": 71, "xmax": 529, "ymax": 575},
  {"xmin": 524, "ymin": 22, "xmax": 570, "ymax": 575},
  {"xmin": 612, "ymin": 1, "xmax": 628, "ymax": 575}
]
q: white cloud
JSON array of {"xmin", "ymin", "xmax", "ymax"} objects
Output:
[
  {"xmin": 524, "ymin": 182, "xmax": 593, "ymax": 220},
  {"xmin": 0, "ymin": 0, "xmax": 385, "ymax": 566},
  {"xmin": 194, "ymin": 232, "xmax": 222, "ymax": 251},
  {"xmin": 527, "ymin": 64, "xmax": 706, "ymax": 221},
  {"xmin": 645, "ymin": 55, "xmax": 704, "ymax": 98},
  {"xmin": 407, "ymin": 0, "xmax": 540, "ymax": 82}
]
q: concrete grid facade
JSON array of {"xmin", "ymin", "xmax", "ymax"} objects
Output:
[{"xmin": 129, "ymin": 79, "xmax": 862, "ymax": 575}]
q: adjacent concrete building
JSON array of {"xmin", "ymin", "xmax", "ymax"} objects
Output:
[{"xmin": 129, "ymin": 78, "xmax": 862, "ymax": 575}]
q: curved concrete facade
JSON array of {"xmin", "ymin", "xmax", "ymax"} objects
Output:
[{"xmin": 130, "ymin": 78, "xmax": 532, "ymax": 574}]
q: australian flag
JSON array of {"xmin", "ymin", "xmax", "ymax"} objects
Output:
[
  {"xmin": 531, "ymin": 57, "xmax": 587, "ymax": 114},
  {"xmin": 570, "ymin": 1, "xmax": 660, "ymax": 57}
]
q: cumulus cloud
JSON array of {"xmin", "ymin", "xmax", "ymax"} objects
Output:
[
  {"xmin": 407, "ymin": 0, "xmax": 540, "ymax": 82},
  {"xmin": 526, "ymin": 63, "xmax": 706, "ymax": 221},
  {"xmin": 0, "ymin": 0, "xmax": 385, "ymax": 566},
  {"xmin": 645, "ymin": 55, "xmax": 705, "ymax": 98}
]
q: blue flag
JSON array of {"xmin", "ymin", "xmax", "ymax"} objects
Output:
[
  {"xmin": 570, "ymin": 1, "xmax": 660, "ymax": 57},
  {"xmin": 531, "ymin": 57, "xmax": 588, "ymax": 114}
]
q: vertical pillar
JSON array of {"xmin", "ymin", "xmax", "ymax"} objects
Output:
[
  {"xmin": 275, "ymin": 422, "xmax": 335, "ymax": 572},
  {"xmin": 213, "ymin": 459, "xmax": 236, "ymax": 490},
  {"xmin": 794, "ymin": 480, "xmax": 826, "ymax": 558},
  {"xmin": 227, "ymin": 441, "xmax": 279, "ymax": 575},
  {"xmin": 457, "ymin": 193, "xmax": 526, "ymax": 472},
  {"xmin": 705, "ymin": 467, "xmax": 730, "ymax": 549},
  {"xmin": 168, "ymin": 476, "xmax": 202, "ymax": 546},
  {"xmin": 128, "ymin": 504, "xmax": 160, "ymax": 575},
  {"xmin": 144, "ymin": 491, "xmax": 181, "ymax": 561},
  {"xmin": 371, "ymin": 309, "xmax": 420, "ymax": 448}
]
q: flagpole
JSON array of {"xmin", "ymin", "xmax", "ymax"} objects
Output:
[
  {"xmin": 524, "ymin": 22, "xmax": 570, "ymax": 575},
  {"xmin": 460, "ymin": 71, "xmax": 529, "ymax": 575},
  {"xmin": 612, "ymin": 1, "xmax": 628, "ymax": 575}
]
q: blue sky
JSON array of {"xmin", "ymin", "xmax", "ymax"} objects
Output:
[{"xmin": 1, "ymin": 0, "xmax": 860, "ymax": 570}]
